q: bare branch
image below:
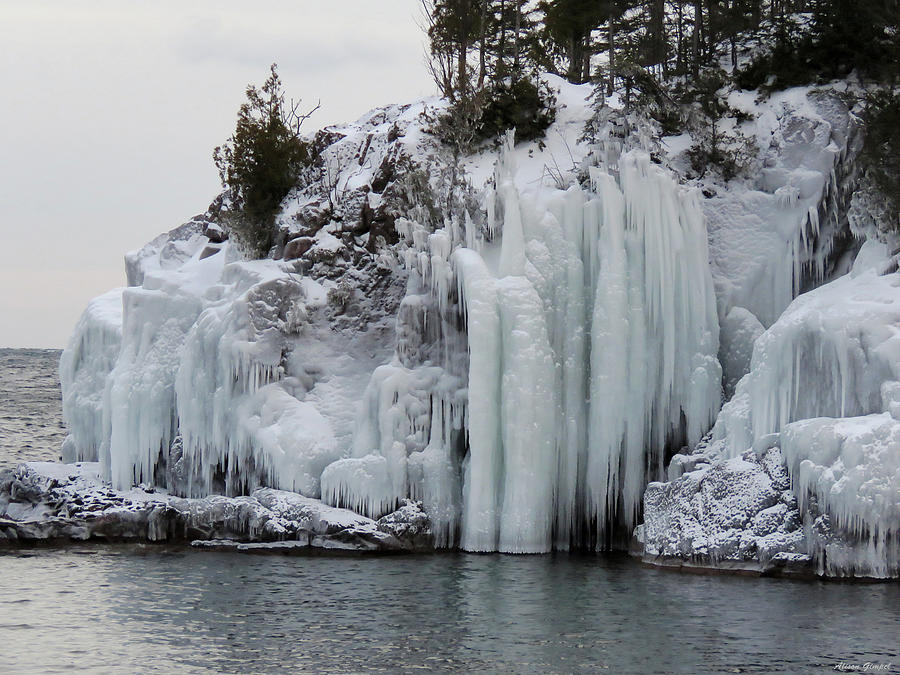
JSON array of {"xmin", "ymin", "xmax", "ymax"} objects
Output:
[{"xmin": 284, "ymin": 98, "xmax": 322, "ymax": 135}]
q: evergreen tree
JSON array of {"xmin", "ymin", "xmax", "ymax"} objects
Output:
[
  {"xmin": 537, "ymin": 0, "xmax": 605, "ymax": 83},
  {"xmin": 213, "ymin": 64, "xmax": 317, "ymax": 257},
  {"xmin": 425, "ymin": 0, "xmax": 483, "ymax": 99}
]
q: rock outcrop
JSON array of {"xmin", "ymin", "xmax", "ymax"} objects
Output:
[{"xmin": 0, "ymin": 462, "xmax": 433, "ymax": 553}]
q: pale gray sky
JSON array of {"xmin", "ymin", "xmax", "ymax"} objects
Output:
[{"xmin": 0, "ymin": 0, "xmax": 433, "ymax": 347}]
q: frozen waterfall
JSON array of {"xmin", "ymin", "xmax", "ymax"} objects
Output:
[{"xmin": 324, "ymin": 137, "xmax": 722, "ymax": 552}]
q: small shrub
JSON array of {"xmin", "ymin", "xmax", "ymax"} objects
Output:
[
  {"xmin": 477, "ymin": 78, "xmax": 557, "ymax": 145},
  {"xmin": 429, "ymin": 77, "xmax": 557, "ymax": 154},
  {"xmin": 682, "ymin": 69, "xmax": 756, "ymax": 181},
  {"xmin": 383, "ymin": 154, "xmax": 441, "ymax": 227},
  {"xmin": 427, "ymin": 89, "xmax": 487, "ymax": 157},
  {"xmin": 734, "ymin": 35, "xmax": 824, "ymax": 93}
]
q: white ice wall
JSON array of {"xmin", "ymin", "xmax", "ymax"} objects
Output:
[{"xmin": 61, "ymin": 238, "xmax": 351, "ymax": 497}]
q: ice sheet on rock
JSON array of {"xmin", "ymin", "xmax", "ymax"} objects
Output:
[
  {"xmin": 174, "ymin": 268, "xmax": 342, "ymax": 497},
  {"xmin": 725, "ymin": 248, "xmax": 900, "ymax": 449},
  {"xmin": 702, "ymin": 90, "xmax": 860, "ymax": 328},
  {"xmin": 62, "ymin": 217, "xmax": 390, "ymax": 501},
  {"xmin": 718, "ymin": 306, "xmax": 764, "ymax": 400},
  {"xmin": 125, "ymin": 220, "xmax": 207, "ymax": 287},
  {"xmin": 781, "ymin": 414, "xmax": 900, "ymax": 577},
  {"xmin": 686, "ymin": 241, "xmax": 900, "ymax": 576}
]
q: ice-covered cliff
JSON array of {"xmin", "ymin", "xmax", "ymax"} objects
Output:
[{"xmin": 58, "ymin": 75, "xmax": 897, "ymax": 575}]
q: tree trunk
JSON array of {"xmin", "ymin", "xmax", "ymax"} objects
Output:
[
  {"xmin": 478, "ymin": 0, "xmax": 488, "ymax": 89},
  {"xmin": 607, "ymin": 11, "xmax": 616, "ymax": 96},
  {"xmin": 582, "ymin": 34, "xmax": 592, "ymax": 82},
  {"xmin": 458, "ymin": 43, "xmax": 468, "ymax": 95},
  {"xmin": 513, "ymin": 0, "xmax": 521, "ymax": 75},
  {"xmin": 498, "ymin": 0, "xmax": 507, "ymax": 77},
  {"xmin": 705, "ymin": 0, "xmax": 716, "ymax": 58},
  {"xmin": 692, "ymin": 0, "xmax": 702, "ymax": 75}
]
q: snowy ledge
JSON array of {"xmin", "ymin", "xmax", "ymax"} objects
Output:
[{"xmin": 0, "ymin": 462, "xmax": 433, "ymax": 553}]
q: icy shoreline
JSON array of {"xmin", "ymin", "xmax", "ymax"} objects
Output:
[
  {"xmin": 4, "ymin": 460, "xmax": 897, "ymax": 580},
  {"xmin": 0, "ymin": 462, "xmax": 433, "ymax": 553}
]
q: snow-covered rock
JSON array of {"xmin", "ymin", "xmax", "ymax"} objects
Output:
[
  {"xmin": 640, "ymin": 446, "xmax": 810, "ymax": 576},
  {"xmin": 0, "ymin": 462, "xmax": 428, "ymax": 551}
]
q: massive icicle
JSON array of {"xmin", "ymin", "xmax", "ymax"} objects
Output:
[
  {"xmin": 585, "ymin": 156, "xmax": 721, "ymax": 544},
  {"xmin": 327, "ymin": 140, "xmax": 721, "ymax": 552}
]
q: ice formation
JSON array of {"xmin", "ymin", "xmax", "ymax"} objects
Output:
[
  {"xmin": 693, "ymin": 240, "xmax": 900, "ymax": 575},
  {"xmin": 718, "ymin": 241, "xmax": 900, "ymax": 447},
  {"xmin": 323, "ymin": 134, "xmax": 721, "ymax": 552},
  {"xmin": 703, "ymin": 90, "xmax": 861, "ymax": 328},
  {"xmin": 60, "ymin": 234, "xmax": 366, "ymax": 498},
  {"xmin": 59, "ymin": 81, "xmax": 891, "ymax": 571},
  {"xmin": 59, "ymin": 288, "xmax": 124, "ymax": 463}
]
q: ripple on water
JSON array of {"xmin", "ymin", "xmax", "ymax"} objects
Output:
[{"xmin": 6, "ymin": 548, "xmax": 894, "ymax": 674}]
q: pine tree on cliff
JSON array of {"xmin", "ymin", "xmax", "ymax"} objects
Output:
[{"xmin": 213, "ymin": 64, "xmax": 318, "ymax": 258}]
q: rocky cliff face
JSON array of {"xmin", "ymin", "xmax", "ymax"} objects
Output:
[{"xmin": 48, "ymin": 75, "xmax": 898, "ymax": 576}]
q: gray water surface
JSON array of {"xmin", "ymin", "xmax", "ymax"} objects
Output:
[
  {"xmin": 0, "ymin": 348, "xmax": 64, "ymax": 470},
  {"xmin": 0, "ymin": 349, "xmax": 897, "ymax": 674},
  {"xmin": 1, "ymin": 546, "xmax": 898, "ymax": 674}
]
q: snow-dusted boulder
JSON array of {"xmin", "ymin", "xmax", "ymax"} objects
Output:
[{"xmin": 639, "ymin": 447, "xmax": 809, "ymax": 575}]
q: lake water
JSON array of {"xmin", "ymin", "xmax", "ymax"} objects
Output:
[
  {"xmin": 1, "ymin": 349, "xmax": 898, "ymax": 674},
  {"xmin": 0, "ymin": 349, "xmax": 65, "ymax": 471}
]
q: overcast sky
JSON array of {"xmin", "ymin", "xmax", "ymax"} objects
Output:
[{"xmin": 0, "ymin": 0, "xmax": 433, "ymax": 348}]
